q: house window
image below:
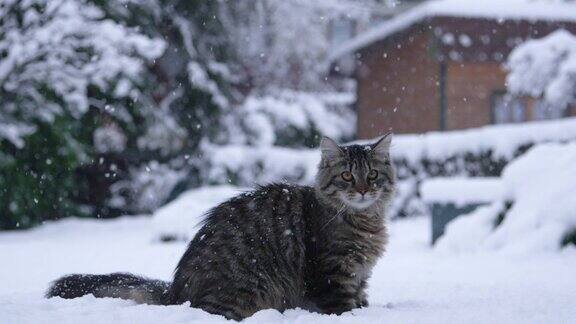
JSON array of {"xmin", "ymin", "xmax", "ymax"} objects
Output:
[
  {"xmin": 330, "ymin": 18, "xmax": 354, "ymax": 49},
  {"xmin": 492, "ymin": 92, "xmax": 525, "ymax": 124}
]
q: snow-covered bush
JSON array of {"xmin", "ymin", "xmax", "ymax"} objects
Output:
[
  {"xmin": 0, "ymin": 0, "xmax": 165, "ymax": 228},
  {"xmin": 109, "ymin": 161, "xmax": 186, "ymax": 214},
  {"xmin": 93, "ymin": 125, "xmax": 127, "ymax": 154},
  {"xmin": 507, "ymin": 30, "xmax": 576, "ymax": 111},
  {"xmin": 391, "ymin": 117, "xmax": 576, "ymax": 180},
  {"xmin": 437, "ymin": 142, "xmax": 576, "ymax": 254},
  {"xmin": 0, "ymin": 0, "xmax": 246, "ymax": 228},
  {"xmin": 202, "ymin": 145, "xmax": 320, "ymax": 186},
  {"xmin": 0, "ymin": 0, "xmax": 164, "ymax": 146},
  {"xmin": 235, "ymin": 90, "xmax": 355, "ymax": 147},
  {"xmin": 189, "ymin": 90, "xmax": 355, "ymax": 188}
]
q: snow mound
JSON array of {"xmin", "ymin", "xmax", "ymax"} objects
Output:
[
  {"xmin": 151, "ymin": 186, "xmax": 245, "ymax": 241},
  {"xmin": 437, "ymin": 142, "xmax": 576, "ymax": 254}
]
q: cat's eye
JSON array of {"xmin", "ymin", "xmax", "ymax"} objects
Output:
[
  {"xmin": 367, "ymin": 169, "xmax": 378, "ymax": 180},
  {"xmin": 341, "ymin": 171, "xmax": 353, "ymax": 181}
]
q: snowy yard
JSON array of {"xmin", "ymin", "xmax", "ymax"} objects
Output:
[
  {"xmin": 3, "ymin": 1, "xmax": 576, "ymax": 323},
  {"xmin": 1, "ymin": 187, "xmax": 575, "ymax": 323}
]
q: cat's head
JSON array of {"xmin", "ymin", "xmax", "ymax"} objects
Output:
[{"xmin": 315, "ymin": 134, "xmax": 395, "ymax": 210}]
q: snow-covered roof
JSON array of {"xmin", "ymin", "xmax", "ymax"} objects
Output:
[{"xmin": 329, "ymin": 0, "xmax": 576, "ymax": 62}]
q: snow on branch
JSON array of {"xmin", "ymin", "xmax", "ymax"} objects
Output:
[{"xmin": 0, "ymin": 0, "xmax": 165, "ymax": 147}]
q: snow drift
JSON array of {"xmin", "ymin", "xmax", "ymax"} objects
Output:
[{"xmin": 437, "ymin": 142, "xmax": 576, "ymax": 254}]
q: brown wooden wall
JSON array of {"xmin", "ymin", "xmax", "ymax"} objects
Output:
[
  {"xmin": 445, "ymin": 62, "xmax": 506, "ymax": 130},
  {"xmin": 356, "ymin": 26, "xmax": 441, "ymax": 139}
]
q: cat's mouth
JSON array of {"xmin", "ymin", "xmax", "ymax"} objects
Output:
[{"xmin": 341, "ymin": 193, "xmax": 379, "ymax": 210}]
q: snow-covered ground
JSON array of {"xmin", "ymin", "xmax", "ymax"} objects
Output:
[{"xmin": 1, "ymin": 188, "xmax": 575, "ymax": 323}]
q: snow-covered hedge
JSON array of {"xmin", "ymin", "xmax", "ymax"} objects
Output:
[
  {"xmin": 391, "ymin": 117, "xmax": 576, "ymax": 179},
  {"xmin": 196, "ymin": 118, "xmax": 576, "ymax": 220},
  {"xmin": 437, "ymin": 142, "xmax": 576, "ymax": 254}
]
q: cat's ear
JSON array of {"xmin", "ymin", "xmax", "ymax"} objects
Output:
[
  {"xmin": 370, "ymin": 133, "xmax": 392, "ymax": 159},
  {"xmin": 320, "ymin": 136, "xmax": 344, "ymax": 160}
]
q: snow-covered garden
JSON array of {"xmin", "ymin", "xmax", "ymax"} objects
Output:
[{"xmin": 2, "ymin": 0, "xmax": 576, "ymax": 323}]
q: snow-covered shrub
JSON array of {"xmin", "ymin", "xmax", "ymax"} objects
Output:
[
  {"xmin": 0, "ymin": 0, "xmax": 165, "ymax": 144},
  {"xmin": 93, "ymin": 125, "xmax": 127, "ymax": 154},
  {"xmin": 189, "ymin": 89, "xmax": 355, "ymax": 188},
  {"xmin": 507, "ymin": 30, "xmax": 576, "ymax": 111},
  {"xmin": 236, "ymin": 90, "xmax": 355, "ymax": 147},
  {"xmin": 0, "ymin": 0, "xmax": 262, "ymax": 229},
  {"xmin": 202, "ymin": 145, "xmax": 320, "ymax": 186},
  {"xmin": 0, "ymin": 0, "xmax": 165, "ymax": 228},
  {"xmin": 109, "ymin": 161, "xmax": 186, "ymax": 214},
  {"xmin": 436, "ymin": 142, "xmax": 576, "ymax": 254}
]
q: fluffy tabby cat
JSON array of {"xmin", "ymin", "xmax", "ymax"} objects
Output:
[{"xmin": 47, "ymin": 135, "xmax": 395, "ymax": 320}]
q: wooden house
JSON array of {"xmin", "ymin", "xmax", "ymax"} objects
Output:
[{"xmin": 330, "ymin": 0, "xmax": 576, "ymax": 138}]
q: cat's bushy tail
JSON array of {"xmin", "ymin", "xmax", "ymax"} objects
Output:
[{"xmin": 46, "ymin": 273, "xmax": 171, "ymax": 305}]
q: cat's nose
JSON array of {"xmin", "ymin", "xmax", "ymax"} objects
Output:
[{"xmin": 357, "ymin": 187, "xmax": 368, "ymax": 195}]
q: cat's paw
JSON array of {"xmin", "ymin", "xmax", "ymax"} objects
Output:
[
  {"xmin": 355, "ymin": 289, "xmax": 369, "ymax": 308},
  {"xmin": 357, "ymin": 297, "xmax": 368, "ymax": 308}
]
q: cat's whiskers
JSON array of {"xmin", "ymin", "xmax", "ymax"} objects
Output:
[{"xmin": 321, "ymin": 203, "xmax": 346, "ymax": 231}]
